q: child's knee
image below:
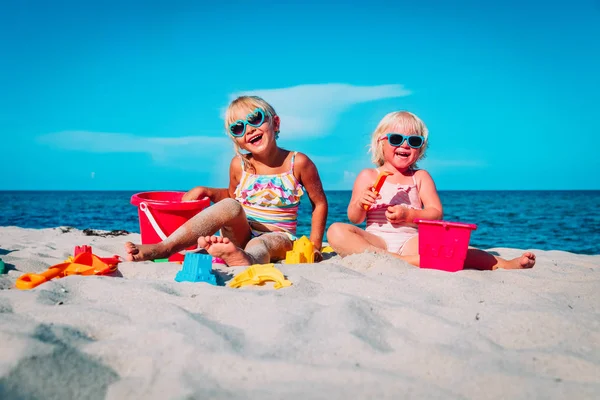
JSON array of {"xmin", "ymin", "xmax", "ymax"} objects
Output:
[
  {"xmin": 217, "ymin": 198, "xmax": 244, "ymax": 219},
  {"xmin": 250, "ymin": 233, "xmax": 290, "ymax": 249},
  {"xmin": 246, "ymin": 237, "xmax": 267, "ymax": 250},
  {"xmin": 327, "ymin": 223, "xmax": 348, "ymax": 244}
]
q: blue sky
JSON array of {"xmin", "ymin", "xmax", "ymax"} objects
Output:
[{"xmin": 2, "ymin": 0, "xmax": 599, "ymax": 191}]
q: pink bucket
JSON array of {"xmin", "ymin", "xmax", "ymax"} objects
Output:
[
  {"xmin": 415, "ymin": 219, "xmax": 477, "ymax": 272},
  {"xmin": 130, "ymin": 191, "xmax": 210, "ymax": 262}
]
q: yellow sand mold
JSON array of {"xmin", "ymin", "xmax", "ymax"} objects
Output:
[{"xmin": 228, "ymin": 264, "xmax": 292, "ymax": 289}]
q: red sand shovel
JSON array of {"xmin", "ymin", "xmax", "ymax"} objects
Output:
[{"xmin": 363, "ymin": 170, "xmax": 393, "ymax": 210}]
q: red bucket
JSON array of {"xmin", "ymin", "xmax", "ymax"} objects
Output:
[
  {"xmin": 130, "ymin": 191, "xmax": 210, "ymax": 262},
  {"xmin": 415, "ymin": 219, "xmax": 477, "ymax": 272}
]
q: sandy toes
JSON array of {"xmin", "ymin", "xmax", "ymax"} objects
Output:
[
  {"xmin": 505, "ymin": 251, "xmax": 536, "ymax": 269},
  {"xmin": 197, "ymin": 236, "xmax": 253, "ymax": 267},
  {"xmin": 124, "ymin": 241, "xmax": 168, "ymax": 262}
]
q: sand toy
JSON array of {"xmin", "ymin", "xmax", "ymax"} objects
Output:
[
  {"xmin": 131, "ymin": 191, "xmax": 210, "ymax": 262},
  {"xmin": 321, "ymin": 246, "xmax": 335, "ymax": 254},
  {"xmin": 16, "ymin": 251, "xmax": 120, "ymax": 290},
  {"xmin": 228, "ymin": 264, "xmax": 292, "ymax": 290},
  {"xmin": 70, "ymin": 245, "xmax": 121, "ymax": 265},
  {"xmin": 175, "ymin": 252, "xmax": 216, "ymax": 285},
  {"xmin": 285, "ymin": 236, "xmax": 314, "ymax": 264},
  {"xmin": 414, "ymin": 219, "xmax": 478, "ymax": 272},
  {"xmin": 364, "ymin": 170, "xmax": 393, "ymax": 210},
  {"xmin": 0, "ymin": 258, "xmax": 4, "ymax": 274}
]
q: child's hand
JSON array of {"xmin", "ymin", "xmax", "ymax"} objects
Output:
[
  {"xmin": 385, "ymin": 205, "xmax": 410, "ymax": 224},
  {"xmin": 358, "ymin": 187, "xmax": 380, "ymax": 210},
  {"xmin": 182, "ymin": 186, "xmax": 208, "ymax": 201},
  {"xmin": 313, "ymin": 249, "xmax": 323, "ymax": 263}
]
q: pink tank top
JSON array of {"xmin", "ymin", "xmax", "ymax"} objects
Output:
[{"xmin": 366, "ymin": 169, "xmax": 422, "ymax": 231}]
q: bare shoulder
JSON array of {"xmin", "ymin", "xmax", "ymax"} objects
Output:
[
  {"xmin": 290, "ymin": 152, "xmax": 324, "ymax": 193},
  {"xmin": 229, "ymin": 155, "xmax": 243, "ymax": 177},
  {"xmin": 357, "ymin": 168, "xmax": 379, "ymax": 180},
  {"xmin": 413, "ymin": 169, "xmax": 437, "ymax": 189},
  {"xmin": 229, "ymin": 155, "xmax": 242, "ymax": 169},
  {"xmin": 290, "ymin": 151, "xmax": 317, "ymax": 179},
  {"xmin": 413, "ymin": 169, "xmax": 433, "ymax": 181},
  {"xmin": 354, "ymin": 168, "xmax": 379, "ymax": 189},
  {"xmin": 291, "ymin": 151, "xmax": 314, "ymax": 168}
]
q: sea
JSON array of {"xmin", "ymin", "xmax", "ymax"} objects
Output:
[{"xmin": 0, "ymin": 190, "xmax": 598, "ymax": 255}]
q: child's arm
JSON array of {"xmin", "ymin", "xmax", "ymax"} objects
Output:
[
  {"xmin": 295, "ymin": 153, "xmax": 328, "ymax": 253},
  {"xmin": 385, "ymin": 170, "xmax": 443, "ymax": 226},
  {"xmin": 182, "ymin": 157, "xmax": 241, "ymax": 203},
  {"xmin": 347, "ymin": 169, "xmax": 379, "ymax": 224}
]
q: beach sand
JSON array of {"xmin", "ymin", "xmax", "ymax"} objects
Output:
[{"xmin": 0, "ymin": 226, "xmax": 599, "ymax": 399}]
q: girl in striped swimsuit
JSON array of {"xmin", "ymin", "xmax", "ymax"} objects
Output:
[
  {"xmin": 327, "ymin": 111, "xmax": 536, "ymax": 270},
  {"xmin": 125, "ymin": 96, "xmax": 328, "ymax": 267}
]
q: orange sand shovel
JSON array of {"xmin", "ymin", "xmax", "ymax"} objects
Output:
[
  {"xmin": 16, "ymin": 252, "xmax": 120, "ymax": 290},
  {"xmin": 363, "ymin": 170, "xmax": 393, "ymax": 210}
]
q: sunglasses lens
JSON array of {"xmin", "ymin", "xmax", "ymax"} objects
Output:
[
  {"xmin": 408, "ymin": 136, "xmax": 424, "ymax": 148},
  {"xmin": 388, "ymin": 134, "xmax": 404, "ymax": 146},
  {"xmin": 230, "ymin": 122, "xmax": 245, "ymax": 136},
  {"xmin": 247, "ymin": 110, "xmax": 263, "ymax": 126}
]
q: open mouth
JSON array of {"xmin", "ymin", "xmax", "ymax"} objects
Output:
[
  {"xmin": 248, "ymin": 134, "xmax": 263, "ymax": 145},
  {"xmin": 395, "ymin": 150, "xmax": 411, "ymax": 158}
]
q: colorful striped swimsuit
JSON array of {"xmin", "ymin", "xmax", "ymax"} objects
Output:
[
  {"xmin": 365, "ymin": 169, "xmax": 422, "ymax": 254},
  {"xmin": 234, "ymin": 152, "xmax": 304, "ymax": 240}
]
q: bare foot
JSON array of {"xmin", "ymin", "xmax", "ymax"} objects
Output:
[
  {"xmin": 504, "ymin": 252, "xmax": 536, "ymax": 269},
  {"xmin": 124, "ymin": 241, "xmax": 169, "ymax": 262},
  {"xmin": 197, "ymin": 236, "xmax": 253, "ymax": 267}
]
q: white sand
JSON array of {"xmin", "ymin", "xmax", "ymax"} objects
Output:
[{"xmin": 0, "ymin": 226, "xmax": 599, "ymax": 399}]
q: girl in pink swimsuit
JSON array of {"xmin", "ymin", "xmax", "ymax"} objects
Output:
[
  {"xmin": 327, "ymin": 111, "xmax": 536, "ymax": 270},
  {"xmin": 364, "ymin": 169, "xmax": 422, "ymax": 254}
]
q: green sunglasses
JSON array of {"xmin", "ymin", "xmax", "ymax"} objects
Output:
[
  {"xmin": 379, "ymin": 133, "xmax": 425, "ymax": 149},
  {"xmin": 229, "ymin": 108, "xmax": 267, "ymax": 137}
]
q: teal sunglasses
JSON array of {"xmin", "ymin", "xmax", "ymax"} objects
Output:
[
  {"xmin": 379, "ymin": 133, "xmax": 425, "ymax": 149},
  {"xmin": 229, "ymin": 108, "xmax": 267, "ymax": 137}
]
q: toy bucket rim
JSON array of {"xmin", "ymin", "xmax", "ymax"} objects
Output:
[
  {"xmin": 414, "ymin": 219, "xmax": 477, "ymax": 230},
  {"xmin": 130, "ymin": 191, "xmax": 209, "ymax": 211}
]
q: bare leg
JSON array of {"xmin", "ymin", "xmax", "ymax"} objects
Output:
[
  {"xmin": 327, "ymin": 222, "xmax": 387, "ymax": 256},
  {"xmin": 125, "ymin": 198, "xmax": 252, "ymax": 261},
  {"xmin": 328, "ymin": 222, "xmax": 421, "ymax": 264},
  {"xmin": 197, "ymin": 232, "xmax": 293, "ymax": 267},
  {"xmin": 389, "ymin": 236, "xmax": 536, "ymax": 270},
  {"xmin": 392, "ymin": 235, "xmax": 420, "ymax": 266},
  {"xmin": 387, "ymin": 249, "xmax": 536, "ymax": 270},
  {"xmin": 327, "ymin": 222, "xmax": 536, "ymax": 271},
  {"xmin": 245, "ymin": 233, "xmax": 293, "ymax": 263},
  {"xmin": 464, "ymin": 248, "xmax": 536, "ymax": 270}
]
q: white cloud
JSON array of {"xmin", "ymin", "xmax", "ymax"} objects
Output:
[
  {"xmin": 228, "ymin": 83, "xmax": 411, "ymax": 138},
  {"xmin": 37, "ymin": 131, "xmax": 228, "ymax": 153},
  {"xmin": 37, "ymin": 130, "xmax": 233, "ymax": 174}
]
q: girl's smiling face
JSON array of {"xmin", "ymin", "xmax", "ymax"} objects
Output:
[
  {"xmin": 369, "ymin": 111, "xmax": 429, "ymax": 170},
  {"xmin": 229, "ymin": 107, "xmax": 280, "ymax": 155},
  {"xmin": 381, "ymin": 126, "xmax": 423, "ymax": 171}
]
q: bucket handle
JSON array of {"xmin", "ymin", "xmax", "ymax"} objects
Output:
[
  {"xmin": 139, "ymin": 202, "xmax": 199, "ymax": 257},
  {"xmin": 139, "ymin": 202, "xmax": 168, "ymax": 240}
]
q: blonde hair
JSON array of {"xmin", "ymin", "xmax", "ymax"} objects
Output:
[
  {"xmin": 224, "ymin": 96, "xmax": 278, "ymax": 161},
  {"xmin": 369, "ymin": 111, "xmax": 429, "ymax": 168}
]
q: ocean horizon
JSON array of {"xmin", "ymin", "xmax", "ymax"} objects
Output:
[{"xmin": 1, "ymin": 190, "xmax": 599, "ymax": 255}]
